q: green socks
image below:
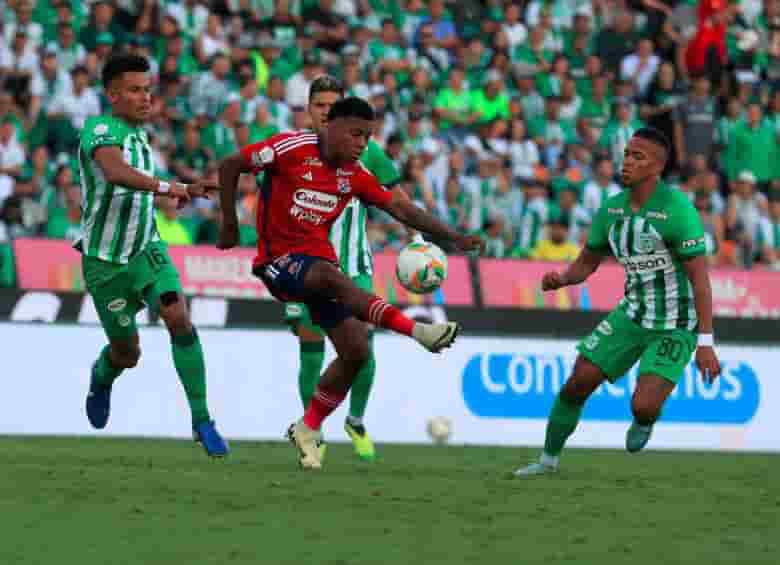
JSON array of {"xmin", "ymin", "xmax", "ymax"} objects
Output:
[
  {"xmin": 91, "ymin": 345, "xmax": 123, "ymax": 389},
  {"xmin": 171, "ymin": 328, "xmax": 210, "ymax": 425},
  {"xmin": 298, "ymin": 341, "xmax": 325, "ymax": 409},
  {"xmin": 298, "ymin": 337, "xmax": 376, "ymax": 424},
  {"xmin": 543, "ymin": 393, "xmax": 583, "ymax": 457},
  {"xmin": 348, "ymin": 336, "xmax": 375, "ymax": 422}
]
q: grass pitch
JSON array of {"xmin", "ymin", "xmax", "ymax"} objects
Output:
[{"xmin": 0, "ymin": 437, "xmax": 776, "ymax": 565}]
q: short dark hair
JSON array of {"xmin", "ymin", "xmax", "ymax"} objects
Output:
[
  {"xmin": 102, "ymin": 54, "xmax": 149, "ymax": 87},
  {"xmin": 327, "ymin": 96, "xmax": 375, "ymax": 122},
  {"xmin": 633, "ymin": 127, "xmax": 670, "ymax": 158},
  {"xmin": 309, "ymin": 75, "xmax": 343, "ymax": 101}
]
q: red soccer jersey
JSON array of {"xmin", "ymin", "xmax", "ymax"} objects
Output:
[{"xmin": 240, "ymin": 131, "xmax": 394, "ymax": 266}]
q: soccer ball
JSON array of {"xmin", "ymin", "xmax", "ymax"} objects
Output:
[
  {"xmin": 396, "ymin": 240, "xmax": 448, "ymax": 294},
  {"xmin": 426, "ymin": 416, "xmax": 452, "ymax": 445}
]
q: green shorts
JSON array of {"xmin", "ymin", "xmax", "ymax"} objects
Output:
[
  {"xmin": 577, "ymin": 308, "xmax": 696, "ymax": 384},
  {"xmin": 284, "ymin": 272, "xmax": 373, "ymax": 336},
  {"xmin": 82, "ymin": 241, "xmax": 182, "ymax": 340}
]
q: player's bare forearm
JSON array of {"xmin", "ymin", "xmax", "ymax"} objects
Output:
[
  {"xmin": 683, "ymin": 255, "xmax": 714, "ymax": 333},
  {"xmin": 383, "ymin": 189, "xmax": 462, "ymax": 244},
  {"xmin": 561, "ymin": 248, "xmax": 604, "ymax": 285},
  {"xmin": 217, "ymin": 153, "xmax": 250, "ymax": 226},
  {"xmin": 94, "ymin": 146, "xmax": 160, "ymax": 192}
]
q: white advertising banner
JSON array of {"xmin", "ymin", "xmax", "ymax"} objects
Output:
[{"xmin": 0, "ymin": 323, "xmax": 776, "ymax": 452}]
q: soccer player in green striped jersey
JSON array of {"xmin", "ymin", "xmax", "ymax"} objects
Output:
[
  {"xmin": 282, "ymin": 76, "xmax": 401, "ymax": 461},
  {"xmin": 515, "ymin": 128, "xmax": 722, "ymax": 476},
  {"xmin": 78, "ymin": 54, "xmax": 228, "ymax": 457}
]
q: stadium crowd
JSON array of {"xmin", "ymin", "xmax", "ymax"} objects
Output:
[{"xmin": 1, "ymin": 0, "xmax": 780, "ymax": 284}]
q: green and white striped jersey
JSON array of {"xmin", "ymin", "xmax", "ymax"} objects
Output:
[
  {"xmin": 329, "ymin": 139, "xmax": 400, "ymax": 277},
  {"xmin": 586, "ymin": 182, "xmax": 707, "ymax": 331},
  {"xmin": 76, "ymin": 115, "xmax": 158, "ymax": 264}
]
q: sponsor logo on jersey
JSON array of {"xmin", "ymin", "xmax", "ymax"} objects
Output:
[
  {"xmin": 251, "ymin": 147, "xmax": 274, "ymax": 167},
  {"xmin": 290, "ymin": 204, "xmax": 325, "ymax": 225},
  {"xmin": 336, "ymin": 168, "xmax": 353, "ymax": 177},
  {"xmin": 461, "ymin": 353, "xmax": 760, "ymax": 424},
  {"xmin": 620, "ymin": 252, "xmax": 670, "ymax": 273},
  {"xmin": 337, "ymin": 178, "xmax": 351, "ymax": 194},
  {"xmin": 583, "ymin": 334, "xmax": 600, "ymax": 350},
  {"xmin": 303, "ymin": 157, "xmax": 323, "ymax": 167},
  {"xmin": 596, "ymin": 320, "xmax": 613, "ymax": 335},
  {"xmin": 293, "ymin": 189, "xmax": 338, "ymax": 212},
  {"xmin": 93, "ymin": 123, "xmax": 109, "ymax": 135},
  {"xmin": 107, "ymin": 298, "xmax": 127, "ymax": 313},
  {"xmin": 647, "ymin": 211, "xmax": 668, "ymax": 220},
  {"xmin": 608, "ymin": 208, "xmax": 624, "ymax": 215},
  {"xmin": 682, "ymin": 237, "xmax": 705, "ymax": 249},
  {"xmin": 301, "ymin": 171, "xmax": 313, "ymax": 182}
]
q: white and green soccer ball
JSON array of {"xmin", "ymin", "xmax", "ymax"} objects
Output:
[
  {"xmin": 426, "ymin": 416, "xmax": 453, "ymax": 445},
  {"xmin": 395, "ymin": 239, "xmax": 448, "ymax": 294}
]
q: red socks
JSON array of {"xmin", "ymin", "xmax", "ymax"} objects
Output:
[
  {"xmin": 366, "ymin": 297, "xmax": 415, "ymax": 336},
  {"xmin": 303, "ymin": 385, "xmax": 347, "ymax": 430}
]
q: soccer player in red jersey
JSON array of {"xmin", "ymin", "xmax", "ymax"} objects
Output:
[{"xmin": 216, "ymin": 97, "xmax": 482, "ymax": 469}]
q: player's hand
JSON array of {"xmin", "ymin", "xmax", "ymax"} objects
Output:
[
  {"xmin": 187, "ymin": 180, "xmax": 220, "ymax": 199},
  {"xmin": 695, "ymin": 346, "xmax": 721, "ymax": 384},
  {"xmin": 541, "ymin": 271, "xmax": 567, "ymax": 291},
  {"xmin": 217, "ymin": 221, "xmax": 240, "ymax": 250},
  {"xmin": 169, "ymin": 182, "xmax": 191, "ymax": 204},
  {"xmin": 455, "ymin": 234, "xmax": 484, "ymax": 254}
]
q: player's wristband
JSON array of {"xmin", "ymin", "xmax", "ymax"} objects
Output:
[
  {"xmin": 697, "ymin": 334, "xmax": 715, "ymax": 347},
  {"xmin": 157, "ymin": 180, "xmax": 171, "ymax": 194}
]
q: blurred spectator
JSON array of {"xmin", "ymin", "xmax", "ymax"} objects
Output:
[
  {"xmin": 640, "ymin": 62, "xmax": 682, "ymax": 171},
  {"xmin": 433, "ymin": 67, "xmax": 479, "ymax": 143},
  {"xmin": 729, "ymin": 103, "xmax": 776, "ymax": 189},
  {"xmin": 508, "ymin": 118, "xmax": 540, "ymax": 181},
  {"xmin": 417, "ymin": 0, "xmax": 458, "ymax": 51},
  {"xmin": 620, "ymin": 39, "xmax": 661, "ymax": 97},
  {"xmin": 46, "ymin": 65, "xmax": 100, "ymax": 154},
  {"xmin": 79, "ymin": 0, "xmax": 125, "ymax": 52},
  {"xmin": 286, "ymin": 50, "xmax": 325, "ymax": 109},
  {"xmin": 530, "ymin": 210, "xmax": 580, "ymax": 262},
  {"xmin": 189, "ymin": 53, "xmax": 231, "ymax": 121},
  {"xmin": 45, "ymin": 181, "xmax": 81, "ymax": 242},
  {"xmin": 303, "ymin": 0, "xmax": 350, "ymax": 55},
  {"xmin": 0, "ymin": 119, "xmax": 25, "ymax": 201},
  {"xmin": 596, "ymin": 11, "xmax": 638, "ymax": 76},
  {"xmin": 49, "ymin": 21, "xmax": 87, "ymax": 73},
  {"xmin": 673, "ymin": 75, "xmax": 717, "ymax": 169},
  {"xmin": 726, "ymin": 171, "xmax": 768, "ymax": 268},
  {"xmin": 156, "ymin": 196, "xmax": 194, "ymax": 246},
  {"xmin": 471, "ymin": 70, "xmax": 510, "ymax": 125},
  {"xmin": 758, "ymin": 190, "xmax": 780, "ymax": 268},
  {"xmin": 556, "ymin": 182, "xmax": 591, "ymax": 245}
]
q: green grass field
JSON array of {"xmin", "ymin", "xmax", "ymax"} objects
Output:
[{"xmin": 0, "ymin": 437, "xmax": 776, "ymax": 565}]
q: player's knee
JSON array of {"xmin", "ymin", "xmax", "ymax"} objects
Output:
[
  {"xmin": 631, "ymin": 393, "xmax": 661, "ymax": 424},
  {"xmin": 159, "ymin": 302, "xmax": 192, "ymax": 336},
  {"xmin": 560, "ymin": 377, "xmax": 593, "ymax": 405},
  {"xmin": 341, "ymin": 339, "xmax": 371, "ymax": 366},
  {"xmin": 113, "ymin": 345, "xmax": 141, "ymax": 369}
]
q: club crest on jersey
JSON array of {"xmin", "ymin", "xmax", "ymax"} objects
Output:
[
  {"xmin": 303, "ymin": 157, "xmax": 323, "ymax": 167},
  {"xmin": 301, "ymin": 171, "xmax": 313, "ymax": 182},
  {"xmin": 293, "ymin": 189, "xmax": 338, "ymax": 212},
  {"xmin": 608, "ymin": 208, "xmax": 624, "ymax": 215},
  {"xmin": 337, "ymin": 178, "xmax": 351, "ymax": 194}
]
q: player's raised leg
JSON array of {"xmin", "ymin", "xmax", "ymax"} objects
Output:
[
  {"xmin": 83, "ymin": 256, "xmax": 143, "ymax": 429},
  {"xmin": 86, "ymin": 336, "xmax": 140, "ymax": 429},
  {"xmin": 626, "ymin": 374, "xmax": 675, "ymax": 453},
  {"xmin": 514, "ymin": 357, "xmax": 606, "ymax": 476},
  {"xmin": 146, "ymin": 246, "xmax": 228, "ymax": 458},
  {"xmin": 303, "ymin": 260, "xmax": 458, "ymax": 352},
  {"xmin": 289, "ymin": 316, "xmax": 370, "ymax": 469}
]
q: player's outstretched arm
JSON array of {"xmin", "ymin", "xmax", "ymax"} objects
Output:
[
  {"xmin": 382, "ymin": 189, "xmax": 483, "ymax": 253},
  {"xmin": 93, "ymin": 146, "xmax": 190, "ymax": 201},
  {"xmin": 542, "ymin": 248, "xmax": 604, "ymax": 291},
  {"xmin": 683, "ymin": 256, "xmax": 721, "ymax": 383},
  {"xmin": 216, "ymin": 153, "xmax": 253, "ymax": 249}
]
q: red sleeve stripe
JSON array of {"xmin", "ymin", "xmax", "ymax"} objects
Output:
[
  {"xmin": 273, "ymin": 133, "xmax": 317, "ymax": 152},
  {"xmin": 277, "ymin": 138, "xmax": 318, "ymax": 156}
]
